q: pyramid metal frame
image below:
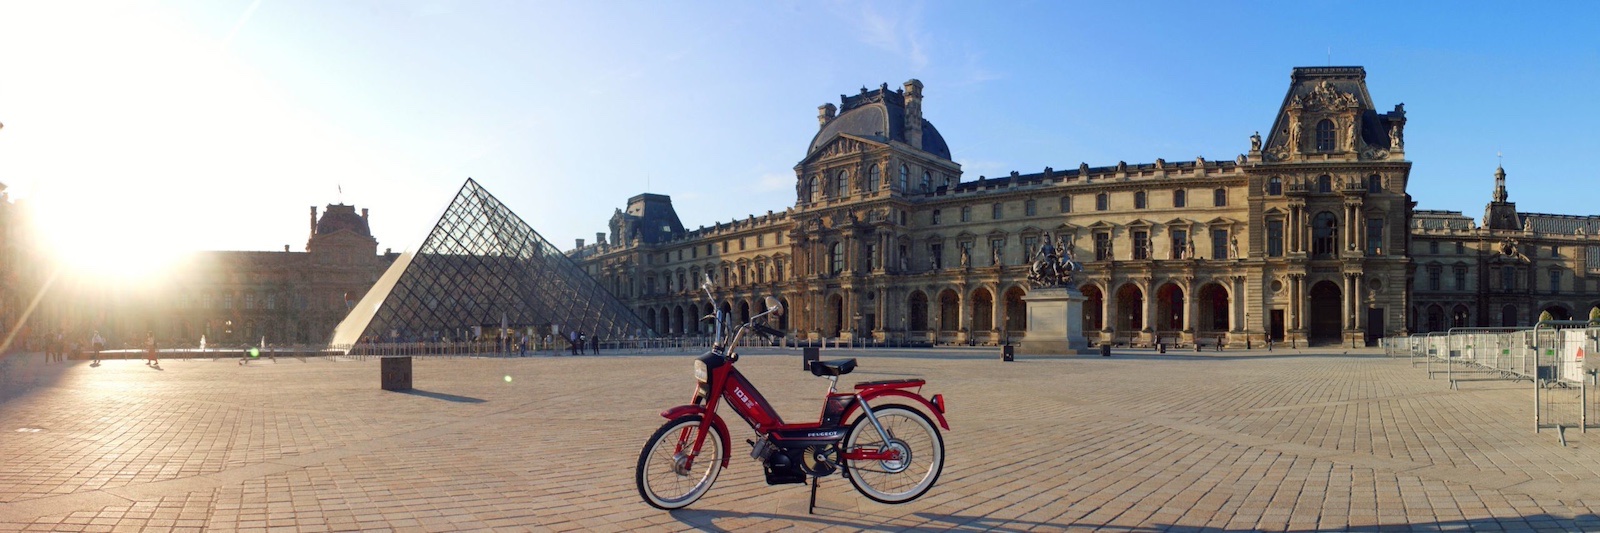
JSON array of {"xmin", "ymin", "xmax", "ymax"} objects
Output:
[{"xmin": 330, "ymin": 179, "xmax": 653, "ymax": 350}]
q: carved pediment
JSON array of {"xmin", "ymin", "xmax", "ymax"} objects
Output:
[
  {"xmin": 805, "ymin": 134, "xmax": 886, "ymax": 164},
  {"xmin": 1290, "ymin": 81, "xmax": 1360, "ymax": 113}
]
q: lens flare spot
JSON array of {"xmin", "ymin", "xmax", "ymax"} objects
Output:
[
  {"xmin": 504, "ymin": 375, "xmax": 513, "ymax": 383},
  {"xmin": 249, "ymin": 348, "xmax": 260, "ymax": 358}
]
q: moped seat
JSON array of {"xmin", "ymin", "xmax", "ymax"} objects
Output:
[{"xmin": 809, "ymin": 358, "xmax": 856, "ymax": 377}]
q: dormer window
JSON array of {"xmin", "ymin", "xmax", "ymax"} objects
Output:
[
  {"xmin": 1267, "ymin": 177, "xmax": 1282, "ymax": 196},
  {"xmin": 1315, "ymin": 119, "xmax": 1336, "ymax": 151},
  {"xmin": 1317, "ymin": 175, "xmax": 1332, "ymax": 193}
]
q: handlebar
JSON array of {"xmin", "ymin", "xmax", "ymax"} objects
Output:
[{"xmin": 752, "ymin": 323, "xmax": 785, "ymax": 339}]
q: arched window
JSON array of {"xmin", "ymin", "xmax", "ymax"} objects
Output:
[
  {"xmin": 1315, "ymin": 119, "xmax": 1336, "ymax": 151},
  {"xmin": 1213, "ymin": 188, "xmax": 1227, "ymax": 207},
  {"xmin": 806, "ymin": 176, "xmax": 819, "ymax": 203},
  {"xmin": 1368, "ymin": 174, "xmax": 1382, "ymax": 193},
  {"xmin": 1173, "ymin": 189, "xmax": 1186, "ymax": 208},
  {"xmin": 1134, "ymin": 191, "xmax": 1147, "ymax": 209},
  {"xmin": 1267, "ymin": 177, "xmax": 1282, "ymax": 195},
  {"xmin": 921, "ymin": 171, "xmax": 932, "ymax": 192},
  {"xmin": 835, "ymin": 170, "xmax": 849, "ymax": 198},
  {"xmin": 899, "ymin": 164, "xmax": 909, "ymax": 191},
  {"xmin": 1095, "ymin": 192, "xmax": 1108, "ymax": 211},
  {"xmin": 1317, "ymin": 175, "xmax": 1332, "ymax": 193},
  {"xmin": 867, "ymin": 165, "xmax": 880, "ymax": 191},
  {"xmin": 1312, "ymin": 211, "xmax": 1338, "ymax": 258}
]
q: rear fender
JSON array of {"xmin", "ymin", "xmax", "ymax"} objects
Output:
[
  {"xmin": 843, "ymin": 389, "xmax": 950, "ymax": 430},
  {"xmin": 660, "ymin": 405, "xmax": 733, "ymax": 467}
]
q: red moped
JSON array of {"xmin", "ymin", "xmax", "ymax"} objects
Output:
[{"xmin": 635, "ymin": 281, "xmax": 949, "ymax": 512}]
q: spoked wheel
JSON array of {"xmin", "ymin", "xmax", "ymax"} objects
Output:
[
  {"xmin": 843, "ymin": 405, "xmax": 944, "ymax": 504},
  {"xmin": 636, "ymin": 415, "xmax": 725, "ymax": 510}
]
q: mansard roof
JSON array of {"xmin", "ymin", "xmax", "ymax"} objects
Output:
[
  {"xmin": 1262, "ymin": 66, "xmax": 1402, "ymax": 155},
  {"xmin": 1519, "ymin": 213, "xmax": 1600, "ymax": 236},
  {"xmin": 807, "ymin": 83, "xmax": 951, "ymax": 160}
]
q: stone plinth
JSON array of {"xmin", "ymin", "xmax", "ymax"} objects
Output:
[
  {"xmin": 381, "ymin": 356, "xmax": 413, "ymax": 391},
  {"xmin": 1020, "ymin": 287, "xmax": 1095, "ymax": 355}
]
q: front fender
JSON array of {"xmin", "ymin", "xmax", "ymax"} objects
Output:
[
  {"xmin": 660, "ymin": 405, "xmax": 733, "ymax": 467},
  {"xmin": 845, "ymin": 390, "xmax": 951, "ymax": 430}
]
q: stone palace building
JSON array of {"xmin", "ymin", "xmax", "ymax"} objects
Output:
[{"xmin": 572, "ymin": 67, "xmax": 1435, "ymax": 347}]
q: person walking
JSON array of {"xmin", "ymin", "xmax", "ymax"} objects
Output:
[
  {"xmin": 590, "ymin": 334, "xmax": 600, "ymax": 355},
  {"xmin": 567, "ymin": 330, "xmax": 579, "ymax": 356},
  {"xmin": 144, "ymin": 333, "xmax": 159, "ymax": 367},
  {"xmin": 90, "ymin": 331, "xmax": 105, "ymax": 365},
  {"xmin": 518, "ymin": 334, "xmax": 528, "ymax": 357}
]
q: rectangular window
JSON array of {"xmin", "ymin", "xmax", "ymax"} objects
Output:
[
  {"xmin": 707, "ymin": 244, "xmax": 714, "ymax": 256},
  {"xmin": 1213, "ymin": 189, "xmax": 1227, "ymax": 207},
  {"xmin": 1502, "ymin": 267, "xmax": 1516, "ymax": 292},
  {"xmin": 775, "ymin": 261, "xmax": 784, "ymax": 281},
  {"xmin": 1060, "ymin": 196, "xmax": 1072, "ymax": 213},
  {"xmin": 1267, "ymin": 220, "xmax": 1284, "ymax": 257},
  {"xmin": 866, "ymin": 244, "xmax": 877, "ymax": 271},
  {"xmin": 1094, "ymin": 232, "xmax": 1112, "ymax": 261},
  {"xmin": 1429, "ymin": 267, "xmax": 1441, "ymax": 291},
  {"xmin": 992, "ymin": 203, "xmax": 1003, "ymax": 220},
  {"xmin": 1024, "ymin": 236, "xmax": 1040, "ymax": 260},
  {"xmin": 930, "ymin": 243, "xmax": 943, "ymax": 269},
  {"xmin": 244, "ymin": 293, "xmax": 255, "ymax": 310},
  {"xmin": 1133, "ymin": 231, "xmax": 1150, "ymax": 260},
  {"xmin": 777, "ymin": 232, "xmax": 784, "ymax": 245},
  {"xmin": 1212, "ymin": 229, "xmax": 1229, "ymax": 260},
  {"xmin": 1366, "ymin": 218, "xmax": 1384, "ymax": 255},
  {"xmin": 959, "ymin": 206, "xmax": 971, "ymax": 222},
  {"xmin": 1429, "ymin": 241, "xmax": 1439, "ymax": 254},
  {"xmin": 693, "ymin": 247, "xmax": 699, "ymax": 258},
  {"xmin": 1096, "ymin": 194, "xmax": 1108, "ymax": 211},
  {"xmin": 990, "ymin": 238, "xmax": 1004, "ymax": 265},
  {"xmin": 224, "ymin": 294, "xmax": 233, "ymax": 309},
  {"xmin": 1171, "ymin": 229, "xmax": 1189, "ymax": 259},
  {"xmin": 1025, "ymin": 199, "xmax": 1037, "ymax": 216},
  {"xmin": 1456, "ymin": 241, "xmax": 1465, "ymax": 254},
  {"xmin": 932, "ymin": 210, "xmax": 941, "ymax": 225},
  {"xmin": 266, "ymin": 294, "xmax": 276, "ymax": 310},
  {"xmin": 739, "ymin": 238, "xmax": 746, "ymax": 251},
  {"xmin": 1553, "ymin": 246, "xmax": 1561, "ymax": 258},
  {"xmin": 757, "ymin": 235, "xmax": 764, "ymax": 247},
  {"xmin": 1455, "ymin": 267, "xmax": 1467, "ymax": 290},
  {"xmin": 1551, "ymin": 270, "xmax": 1562, "ymax": 293},
  {"xmin": 722, "ymin": 241, "xmax": 729, "ymax": 253}
]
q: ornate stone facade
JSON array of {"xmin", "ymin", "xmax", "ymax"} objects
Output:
[
  {"xmin": 1410, "ymin": 165, "xmax": 1600, "ymax": 332},
  {"xmin": 576, "ymin": 67, "xmax": 1416, "ymax": 347}
]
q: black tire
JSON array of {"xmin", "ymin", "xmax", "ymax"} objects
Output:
[
  {"xmin": 636, "ymin": 415, "xmax": 725, "ymax": 510},
  {"xmin": 843, "ymin": 404, "xmax": 944, "ymax": 504}
]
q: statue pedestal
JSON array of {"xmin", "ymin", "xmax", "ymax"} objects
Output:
[{"xmin": 1020, "ymin": 287, "xmax": 1095, "ymax": 355}]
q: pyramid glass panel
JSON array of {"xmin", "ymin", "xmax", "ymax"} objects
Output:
[{"xmin": 330, "ymin": 179, "xmax": 653, "ymax": 351}]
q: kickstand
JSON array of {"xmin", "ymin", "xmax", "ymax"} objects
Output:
[{"xmin": 808, "ymin": 476, "xmax": 819, "ymax": 514}]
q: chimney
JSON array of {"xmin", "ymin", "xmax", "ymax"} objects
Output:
[
  {"xmin": 284, "ymin": 245, "xmax": 290, "ymax": 252},
  {"xmin": 310, "ymin": 206, "xmax": 318, "ymax": 234},
  {"xmin": 362, "ymin": 208, "xmax": 369, "ymax": 222},
  {"xmin": 818, "ymin": 103, "xmax": 837, "ymax": 127},
  {"xmin": 902, "ymin": 79, "xmax": 924, "ymax": 148},
  {"xmin": 576, "ymin": 238, "xmax": 585, "ymax": 249},
  {"xmin": 596, "ymin": 232, "xmax": 606, "ymax": 245}
]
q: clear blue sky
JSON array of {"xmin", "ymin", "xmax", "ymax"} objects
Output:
[{"xmin": 1, "ymin": 1, "xmax": 1597, "ymax": 273}]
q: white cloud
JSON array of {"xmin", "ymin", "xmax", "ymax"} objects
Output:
[{"xmin": 851, "ymin": 3, "xmax": 931, "ymax": 71}]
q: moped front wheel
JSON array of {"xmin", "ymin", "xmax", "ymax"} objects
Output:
[
  {"xmin": 636, "ymin": 415, "xmax": 725, "ymax": 510},
  {"xmin": 843, "ymin": 405, "xmax": 944, "ymax": 504}
]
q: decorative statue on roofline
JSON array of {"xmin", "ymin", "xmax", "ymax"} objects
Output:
[{"xmin": 1028, "ymin": 232, "xmax": 1082, "ymax": 289}]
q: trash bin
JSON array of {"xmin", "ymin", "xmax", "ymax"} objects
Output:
[
  {"xmin": 1001, "ymin": 345, "xmax": 1014, "ymax": 362},
  {"xmin": 1099, "ymin": 344, "xmax": 1111, "ymax": 357},
  {"xmin": 802, "ymin": 347, "xmax": 820, "ymax": 371}
]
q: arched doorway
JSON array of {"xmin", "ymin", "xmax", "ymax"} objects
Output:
[
  {"xmin": 646, "ymin": 308, "xmax": 657, "ymax": 334},
  {"xmin": 777, "ymin": 298, "xmax": 791, "ymax": 331},
  {"xmin": 1308, "ymin": 281, "xmax": 1342, "ymax": 343},
  {"xmin": 673, "ymin": 306, "xmax": 684, "ymax": 336},
  {"xmin": 1114, "ymin": 284, "xmax": 1143, "ymax": 332},
  {"xmin": 1003, "ymin": 287, "xmax": 1027, "ymax": 332},
  {"xmin": 1501, "ymin": 305, "xmax": 1518, "ymax": 327},
  {"xmin": 825, "ymin": 294, "xmax": 844, "ymax": 337},
  {"xmin": 1197, "ymin": 283, "xmax": 1229, "ymax": 332},
  {"xmin": 739, "ymin": 301, "xmax": 751, "ymax": 324},
  {"xmin": 1426, "ymin": 304, "xmax": 1444, "ymax": 333},
  {"xmin": 907, "ymin": 292, "xmax": 928, "ymax": 331},
  {"xmin": 1542, "ymin": 305, "xmax": 1572, "ymax": 321},
  {"xmin": 1081, "ymin": 285, "xmax": 1104, "ymax": 331},
  {"xmin": 1155, "ymin": 283, "xmax": 1184, "ymax": 331},
  {"xmin": 938, "ymin": 289, "xmax": 959, "ymax": 332},
  {"xmin": 1451, "ymin": 305, "xmax": 1470, "ymax": 329},
  {"xmin": 971, "ymin": 288, "xmax": 994, "ymax": 331}
]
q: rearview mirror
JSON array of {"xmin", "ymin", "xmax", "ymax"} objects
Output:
[
  {"xmin": 765, "ymin": 296, "xmax": 782, "ymax": 316},
  {"xmin": 701, "ymin": 273, "xmax": 714, "ymax": 290}
]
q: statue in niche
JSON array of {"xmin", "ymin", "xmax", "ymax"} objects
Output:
[
  {"xmin": 1186, "ymin": 239, "xmax": 1196, "ymax": 260},
  {"xmin": 992, "ymin": 245, "xmax": 1002, "ymax": 266},
  {"xmin": 1344, "ymin": 118, "xmax": 1357, "ymax": 151},
  {"xmin": 1389, "ymin": 122, "xmax": 1404, "ymax": 150},
  {"xmin": 960, "ymin": 246, "xmax": 971, "ymax": 268},
  {"xmin": 1287, "ymin": 117, "xmax": 1302, "ymax": 152},
  {"xmin": 1250, "ymin": 131, "xmax": 1262, "ymax": 152},
  {"xmin": 900, "ymin": 253, "xmax": 909, "ymax": 273},
  {"xmin": 1229, "ymin": 235, "xmax": 1240, "ymax": 259}
]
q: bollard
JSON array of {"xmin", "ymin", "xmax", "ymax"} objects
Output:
[
  {"xmin": 802, "ymin": 347, "xmax": 820, "ymax": 372},
  {"xmin": 1157, "ymin": 342, "xmax": 1166, "ymax": 354},
  {"xmin": 1001, "ymin": 345, "xmax": 1014, "ymax": 362},
  {"xmin": 1100, "ymin": 343, "xmax": 1111, "ymax": 357}
]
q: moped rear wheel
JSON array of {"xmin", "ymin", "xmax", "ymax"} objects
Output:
[
  {"xmin": 843, "ymin": 405, "xmax": 944, "ymax": 504},
  {"xmin": 636, "ymin": 415, "xmax": 724, "ymax": 510}
]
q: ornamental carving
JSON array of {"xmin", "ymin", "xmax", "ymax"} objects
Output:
[
  {"xmin": 1289, "ymin": 80, "xmax": 1360, "ymax": 112},
  {"xmin": 1359, "ymin": 148, "xmax": 1390, "ymax": 161}
]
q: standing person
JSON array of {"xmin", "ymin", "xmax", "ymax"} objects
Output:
[
  {"xmin": 590, "ymin": 334, "xmax": 600, "ymax": 355},
  {"xmin": 145, "ymin": 333, "xmax": 159, "ymax": 367},
  {"xmin": 544, "ymin": 334, "xmax": 553, "ymax": 355},
  {"xmin": 90, "ymin": 331, "xmax": 105, "ymax": 365},
  {"xmin": 568, "ymin": 330, "xmax": 578, "ymax": 356},
  {"xmin": 577, "ymin": 333, "xmax": 587, "ymax": 355},
  {"xmin": 519, "ymin": 334, "xmax": 528, "ymax": 357}
]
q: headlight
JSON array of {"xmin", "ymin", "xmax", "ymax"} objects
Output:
[{"xmin": 694, "ymin": 360, "xmax": 708, "ymax": 382}]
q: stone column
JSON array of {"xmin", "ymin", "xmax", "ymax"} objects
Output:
[
  {"xmin": 1353, "ymin": 274, "xmax": 1364, "ymax": 330},
  {"xmin": 1139, "ymin": 279, "xmax": 1154, "ymax": 333},
  {"xmin": 990, "ymin": 286, "xmax": 1004, "ymax": 337},
  {"xmin": 1342, "ymin": 274, "xmax": 1352, "ymax": 331},
  {"xmin": 1231, "ymin": 276, "xmax": 1245, "ymax": 332},
  {"xmin": 1101, "ymin": 281, "xmax": 1115, "ymax": 335},
  {"xmin": 1181, "ymin": 278, "xmax": 1196, "ymax": 332}
]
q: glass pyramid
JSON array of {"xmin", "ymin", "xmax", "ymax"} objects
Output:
[{"xmin": 330, "ymin": 179, "xmax": 652, "ymax": 351}]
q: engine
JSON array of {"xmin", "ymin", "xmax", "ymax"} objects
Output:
[{"xmin": 752, "ymin": 437, "xmax": 837, "ymax": 485}]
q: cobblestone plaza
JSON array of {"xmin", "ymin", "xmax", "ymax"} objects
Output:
[{"xmin": 4, "ymin": 348, "xmax": 1600, "ymax": 531}]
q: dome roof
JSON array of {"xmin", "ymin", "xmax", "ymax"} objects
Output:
[
  {"xmin": 316, "ymin": 204, "xmax": 372, "ymax": 238},
  {"xmin": 806, "ymin": 85, "xmax": 950, "ymax": 160}
]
